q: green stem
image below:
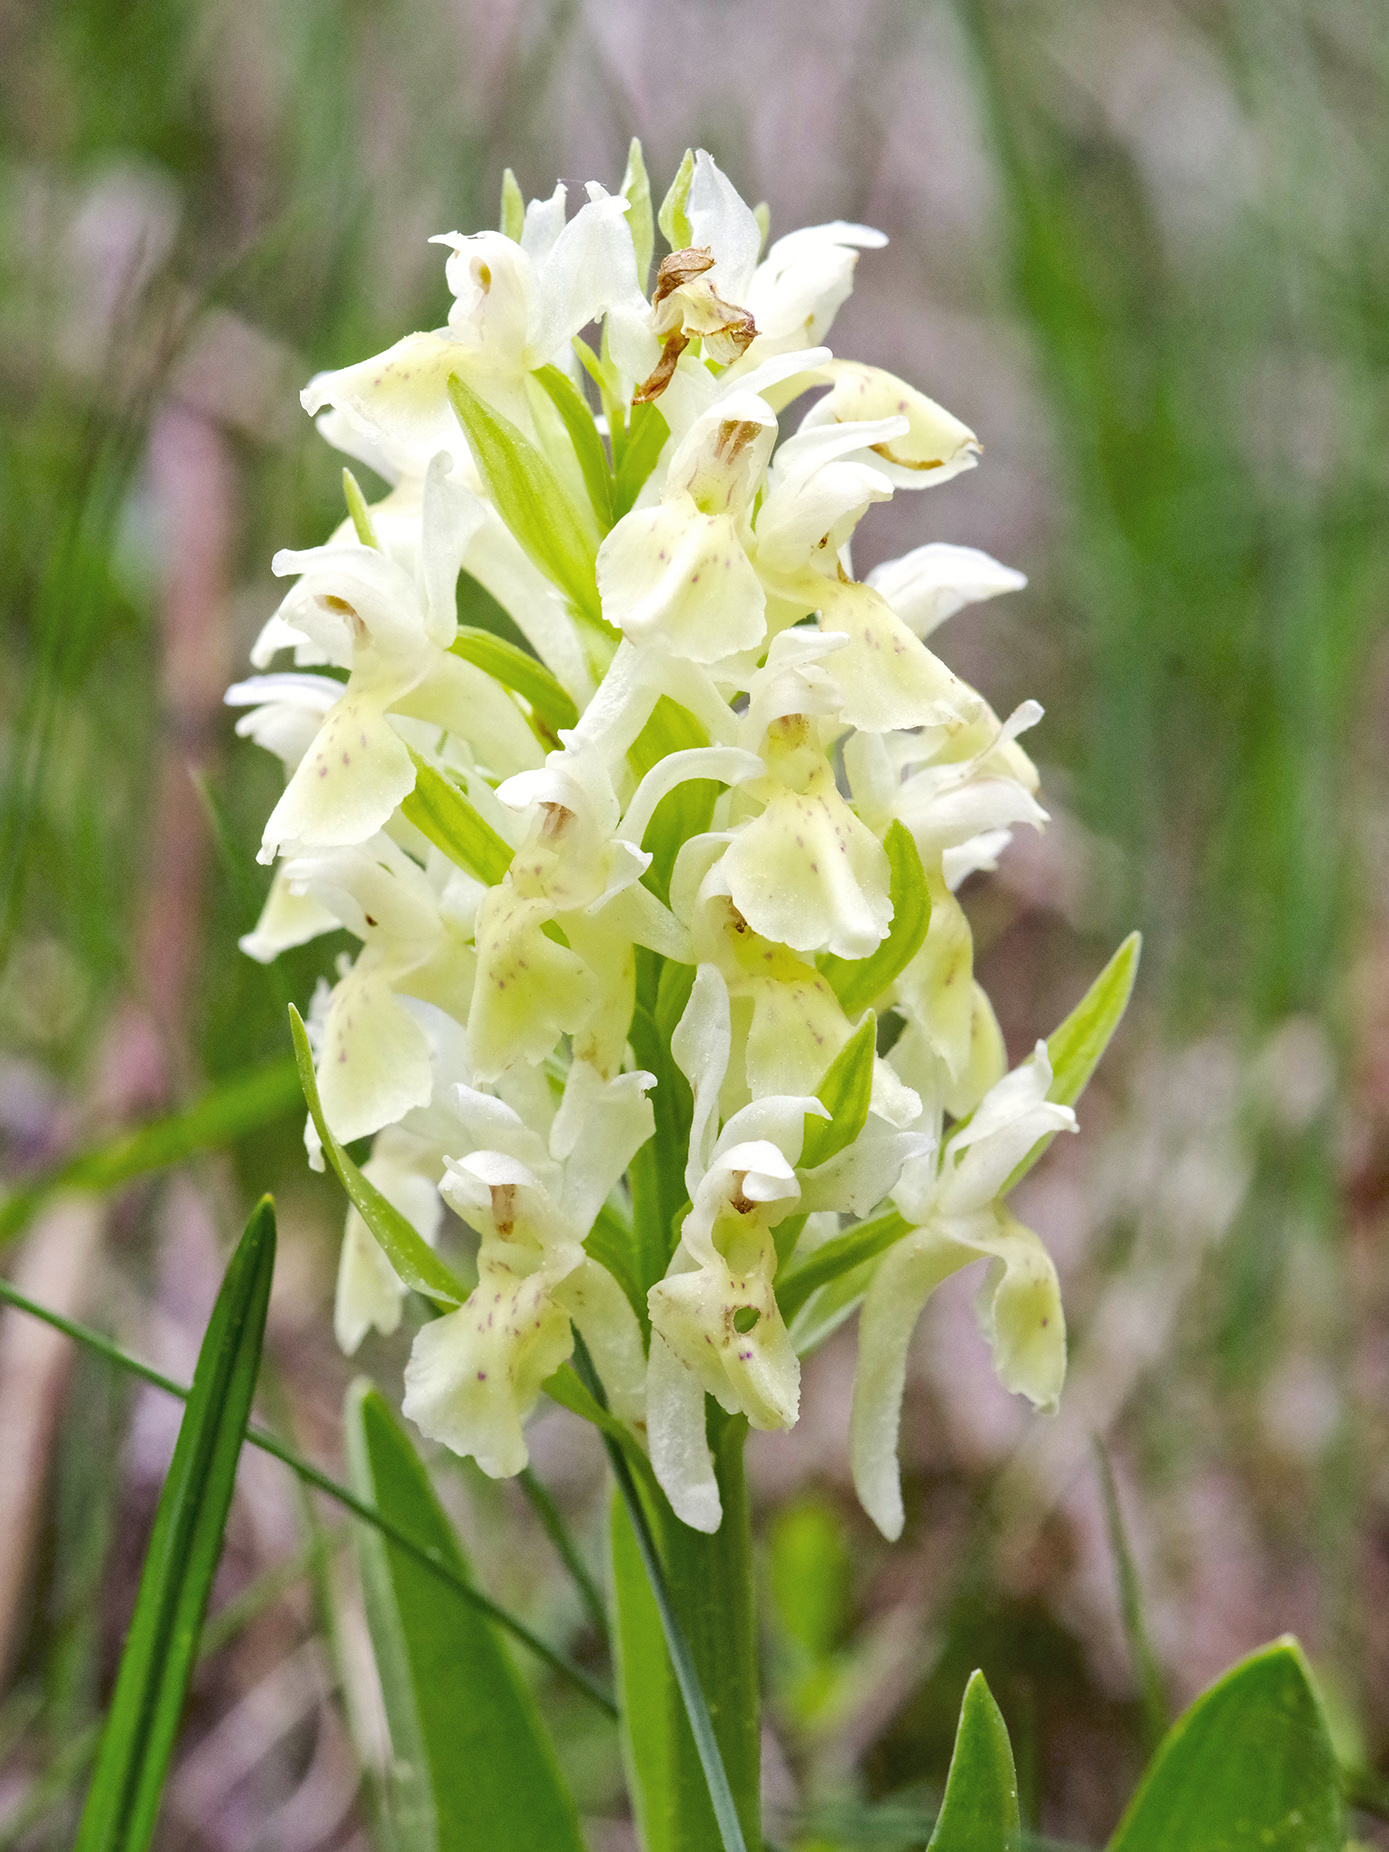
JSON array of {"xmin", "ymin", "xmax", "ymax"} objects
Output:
[{"xmin": 658, "ymin": 1408, "xmax": 760, "ymax": 1852}]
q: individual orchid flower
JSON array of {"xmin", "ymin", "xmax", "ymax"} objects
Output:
[
  {"xmin": 301, "ymin": 183, "xmax": 642, "ymax": 477},
  {"xmin": 741, "ymin": 221, "xmax": 888, "ymax": 360},
  {"xmin": 717, "ymin": 630, "xmax": 894, "ymax": 959},
  {"xmin": 595, "ymin": 390, "xmax": 778, "ymax": 663},
  {"xmin": 865, "ymin": 541, "xmax": 1027, "ymax": 641},
  {"xmin": 402, "ymin": 1062, "xmax": 654, "ymax": 1477},
  {"xmin": 850, "ymin": 1043, "xmax": 1077, "ymax": 1540}
]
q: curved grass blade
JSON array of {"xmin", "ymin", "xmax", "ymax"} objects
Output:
[
  {"xmin": 289, "ymin": 1005, "xmax": 467, "ymax": 1307},
  {"xmin": 347, "ymin": 1384, "xmax": 588, "ymax": 1852},
  {"xmin": 519, "ymin": 1466, "xmax": 608, "ymax": 1640},
  {"xmin": 74, "ymin": 1197, "xmax": 277, "ymax": 1852},
  {"xmin": 0, "ymin": 1058, "xmax": 302, "ymax": 1246},
  {"xmin": 927, "ymin": 1670, "xmax": 1021, "ymax": 1852},
  {"xmin": 450, "ymin": 627, "xmax": 579, "ymax": 734},
  {"xmin": 0, "ymin": 1269, "xmax": 616, "ymax": 1715},
  {"xmin": 401, "ymin": 750, "xmax": 515, "ymax": 886},
  {"xmin": 819, "ymin": 821, "xmax": 931, "ymax": 1018},
  {"xmin": 1108, "ymin": 1638, "xmax": 1341, "ymax": 1852},
  {"xmin": 571, "ymin": 1334, "xmax": 748, "ymax": 1852},
  {"xmin": 1093, "ymin": 1439, "xmax": 1167, "ymax": 1752}
]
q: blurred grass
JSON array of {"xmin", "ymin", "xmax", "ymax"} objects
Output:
[{"xmin": 0, "ymin": 0, "xmax": 1386, "ymax": 1845}]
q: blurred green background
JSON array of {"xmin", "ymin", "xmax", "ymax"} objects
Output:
[{"xmin": 1, "ymin": 0, "xmax": 1387, "ymax": 1845}]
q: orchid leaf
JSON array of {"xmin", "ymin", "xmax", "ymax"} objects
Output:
[
  {"xmin": 74, "ymin": 1199, "xmax": 276, "ymax": 1852},
  {"xmin": 401, "ymin": 749, "xmax": 514, "ymax": 886},
  {"xmin": 926, "ymin": 1671, "xmax": 1021, "ymax": 1852},
  {"xmin": 819, "ymin": 821, "xmax": 931, "ymax": 1017},
  {"xmin": 776, "ymin": 1208, "xmax": 908, "ymax": 1324},
  {"xmin": 347, "ymin": 1384, "xmax": 587, "ymax": 1852},
  {"xmin": 612, "ymin": 401, "xmax": 670, "ymax": 521},
  {"xmin": 1108, "ymin": 1639, "xmax": 1340, "ymax": 1852},
  {"xmin": 289, "ymin": 1005, "xmax": 467, "ymax": 1306}
]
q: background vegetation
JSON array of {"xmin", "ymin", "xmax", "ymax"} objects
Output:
[{"xmin": 0, "ymin": 0, "xmax": 1386, "ymax": 1844}]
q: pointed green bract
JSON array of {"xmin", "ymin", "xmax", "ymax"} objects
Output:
[
  {"xmin": 777, "ymin": 1208, "xmax": 909, "ymax": 1324},
  {"xmin": 401, "ymin": 749, "xmax": 515, "ymax": 885},
  {"xmin": 622, "ymin": 137, "xmax": 655, "ymax": 291},
  {"xmin": 657, "ymin": 148, "xmax": 694, "ymax": 251},
  {"xmin": 74, "ymin": 1199, "xmax": 277, "ymax": 1852},
  {"xmin": 342, "ymin": 467, "xmax": 380, "ymax": 547},
  {"xmin": 613, "ymin": 400, "xmax": 670, "ymax": 521},
  {"xmin": 500, "ymin": 166, "xmax": 524, "ymax": 241},
  {"xmin": 1005, "ymin": 930, "xmax": 1141, "ymax": 1194},
  {"xmin": 800, "ymin": 1013, "xmax": 876, "ymax": 1171},
  {"xmin": 289, "ymin": 1005, "xmax": 467, "ymax": 1306},
  {"xmin": 532, "ymin": 362, "xmax": 615, "ymax": 529},
  {"xmin": 926, "ymin": 1671, "xmax": 1021, "ymax": 1852},
  {"xmin": 346, "ymin": 1384, "xmax": 587, "ymax": 1852},
  {"xmin": 446, "ymin": 372, "xmax": 605, "ymax": 632},
  {"xmin": 450, "ymin": 626, "xmax": 579, "ymax": 734},
  {"xmin": 1108, "ymin": 1639, "xmax": 1341, "ymax": 1852},
  {"xmin": 819, "ymin": 820, "xmax": 931, "ymax": 1017}
]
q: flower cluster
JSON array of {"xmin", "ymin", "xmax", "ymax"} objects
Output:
[{"xmin": 233, "ymin": 146, "xmax": 1121, "ymax": 1539}]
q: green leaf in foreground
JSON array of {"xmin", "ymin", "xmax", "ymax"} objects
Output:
[
  {"xmin": 1108, "ymin": 1638, "xmax": 1341, "ymax": 1852},
  {"xmin": 927, "ymin": 1670, "xmax": 1021, "ymax": 1852},
  {"xmin": 289, "ymin": 1005, "xmax": 466, "ymax": 1306},
  {"xmin": 0, "ymin": 1057, "xmax": 302, "ymax": 1246},
  {"xmin": 819, "ymin": 821, "xmax": 931, "ymax": 1017},
  {"xmin": 75, "ymin": 1198, "xmax": 277, "ymax": 1852},
  {"xmin": 347, "ymin": 1384, "xmax": 587, "ymax": 1852},
  {"xmin": 401, "ymin": 750, "xmax": 515, "ymax": 886},
  {"xmin": 447, "ymin": 372, "xmax": 605, "ymax": 631},
  {"xmin": 450, "ymin": 626, "xmax": 579, "ymax": 735},
  {"xmin": 800, "ymin": 1013, "xmax": 876, "ymax": 1172},
  {"xmin": 777, "ymin": 1209, "xmax": 909, "ymax": 1325},
  {"xmin": 612, "ymin": 400, "xmax": 670, "ymax": 521}
]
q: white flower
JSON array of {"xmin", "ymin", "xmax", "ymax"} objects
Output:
[
  {"xmin": 302, "ymin": 185, "xmax": 642, "ymax": 478},
  {"xmin": 866, "ymin": 541, "xmax": 1027, "ymax": 641},
  {"xmin": 742, "ymin": 222, "xmax": 887, "ymax": 359},
  {"xmin": 850, "ymin": 1043, "xmax": 1076, "ymax": 1539},
  {"xmin": 401, "ymin": 1062, "xmax": 653, "ymax": 1476}
]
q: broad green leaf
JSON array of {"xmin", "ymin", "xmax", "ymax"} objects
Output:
[
  {"xmin": 289, "ymin": 1005, "xmax": 467, "ymax": 1306},
  {"xmin": 819, "ymin": 821, "xmax": 931, "ymax": 1017},
  {"xmin": 776, "ymin": 1209, "xmax": 909, "ymax": 1325},
  {"xmin": 612, "ymin": 401, "xmax": 670, "ymax": 521},
  {"xmin": 1108, "ymin": 1638, "xmax": 1341, "ymax": 1852},
  {"xmin": 611, "ymin": 1491, "xmax": 677, "ymax": 1852},
  {"xmin": 450, "ymin": 626, "xmax": 579, "ymax": 735},
  {"xmin": 532, "ymin": 363, "xmax": 614, "ymax": 529},
  {"xmin": 401, "ymin": 750, "xmax": 514, "ymax": 886},
  {"xmin": 800, "ymin": 1014, "xmax": 876, "ymax": 1172},
  {"xmin": 75, "ymin": 1199, "xmax": 276, "ymax": 1852},
  {"xmin": 342, "ymin": 467, "xmax": 380, "ymax": 547},
  {"xmin": 346, "ymin": 1384, "xmax": 587, "ymax": 1852},
  {"xmin": 446, "ymin": 372, "xmax": 605, "ymax": 631},
  {"xmin": 1005, "ymin": 930, "xmax": 1141, "ymax": 1194},
  {"xmin": 927, "ymin": 1671, "xmax": 1021, "ymax": 1852},
  {"xmin": 622, "ymin": 138, "xmax": 655, "ymax": 290},
  {"xmin": 500, "ymin": 166, "xmax": 524, "ymax": 241},
  {"xmin": 0, "ymin": 1058, "xmax": 302, "ymax": 1246},
  {"xmin": 657, "ymin": 148, "xmax": 694, "ymax": 251}
]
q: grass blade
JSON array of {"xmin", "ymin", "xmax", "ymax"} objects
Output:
[
  {"xmin": 518, "ymin": 1466, "xmax": 608, "ymax": 1640},
  {"xmin": 0, "ymin": 1267, "xmax": 614, "ymax": 1715},
  {"xmin": 74, "ymin": 1196, "xmax": 277, "ymax": 1852},
  {"xmin": 347, "ymin": 1383, "xmax": 588, "ymax": 1852},
  {"xmin": 1093, "ymin": 1439, "xmax": 1167, "ymax": 1752}
]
